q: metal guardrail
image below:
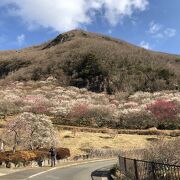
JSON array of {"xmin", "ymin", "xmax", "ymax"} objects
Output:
[{"xmin": 119, "ymin": 156, "xmax": 180, "ymax": 180}]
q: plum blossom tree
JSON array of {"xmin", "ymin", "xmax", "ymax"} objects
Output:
[
  {"xmin": 68, "ymin": 103, "xmax": 90, "ymax": 119},
  {"xmin": 146, "ymin": 100, "xmax": 178, "ymax": 121},
  {"xmin": 3, "ymin": 112, "xmax": 57, "ymax": 151},
  {"xmin": 23, "ymin": 95, "xmax": 52, "ymax": 114},
  {"xmin": 146, "ymin": 100, "xmax": 179, "ymax": 129},
  {"xmin": 3, "ymin": 117, "xmax": 27, "ymax": 152}
]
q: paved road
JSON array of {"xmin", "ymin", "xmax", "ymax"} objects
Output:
[{"xmin": 0, "ymin": 159, "xmax": 117, "ymax": 180}]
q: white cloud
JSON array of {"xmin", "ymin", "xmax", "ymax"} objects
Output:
[
  {"xmin": 17, "ymin": 34, "xmax": 25, "ymax": 46},
  {"xmin": 164, "ymin": 28, "xmax": 176, "ymax": 37},
  {"xmin": 148, "ymin": 21, "xmax": 176, "ymax": 39},
  {"xmin": 140, "ymin": 41, "xmax": 150, "ymax": 49},
  {"xmin": 0, "ymin": 0, "xmax": 149, "ymax": 32},
  {"xmin": 102, "ymin": 0, "xmax": 149, "ymax": 26},
  {"xmin": 148, "ymin": 21, "xmax": 162, "ymax": 34}
]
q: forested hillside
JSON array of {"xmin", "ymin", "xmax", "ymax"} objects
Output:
[{"xmin": 0, "ymin": 29, "xmax": 179, "ymax": 94}]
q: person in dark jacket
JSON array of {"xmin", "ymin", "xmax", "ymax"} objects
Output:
[{"xmin": 49, "ymin": 146, "xmax": 57, "ymax": 167}]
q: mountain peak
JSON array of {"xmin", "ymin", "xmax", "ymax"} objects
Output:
[{"xmin": 43, "ymin": 29, "xmax": 89, "ymax": 49}]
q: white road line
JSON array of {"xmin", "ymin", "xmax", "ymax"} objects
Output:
[
  {"xmin": 0, "ymin": 173, "xmax": 6, "ymax": 176},
  {"xmin": 28, "ymin": 168, "xmax": 57, "ymax": 179},
  {"xmin": 27, "ymin": 158, "xmax": 116, "ymax": 179}
]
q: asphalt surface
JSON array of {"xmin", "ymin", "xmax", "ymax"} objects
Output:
[{"xmin": 0, "ymin": 159, "xmax": 117, "ymax": 180}]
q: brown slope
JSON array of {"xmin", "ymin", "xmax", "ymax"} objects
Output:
[{"xmin": 0, "ymin": 29, "xmax": 179, "ymax": 93}]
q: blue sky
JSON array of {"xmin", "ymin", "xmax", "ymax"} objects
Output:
[{"xmin": 0, "ymin": 0, "xmax": 179, "ymax": 54}]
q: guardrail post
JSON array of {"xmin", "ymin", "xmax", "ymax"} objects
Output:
[
  {"xmin": 124, "ymin": 157, "xmax": 127, "ymax": 174},
  {"xmin": 134, "ymin": 159, "xmax": 139, "ymax": 180},
  {"xmin": 151, "ymin": 162, "xmax": 156, "ymax": 180}
]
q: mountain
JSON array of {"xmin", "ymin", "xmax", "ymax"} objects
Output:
[{"xmin": 0, "ymin": 29, "xmax": 179, "ymax": 94}]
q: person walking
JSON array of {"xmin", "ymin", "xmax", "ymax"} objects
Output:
[{"xmin": 49, "ymin": 146, "xmax": 57, "ymax": 167}]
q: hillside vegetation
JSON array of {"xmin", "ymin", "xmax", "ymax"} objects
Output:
[
  {"xmin": 0, "ymin": 80, "xmax": 179, "ymax": 130},
  {"xmin": 0, "ymin": 29, "xmax": 179, "ymax": 93}
]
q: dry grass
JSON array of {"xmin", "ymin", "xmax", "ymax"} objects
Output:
[
  {"xmin": 56, "ymin": 125, "xmax": 180, "ymax": 136},
  {"xmin": 58, "ymin": 130, "xmax": 175, "ymax": 157},
  {"xmin": 1, "ymin": 124, "xmax": 178, "ymax": 158}
]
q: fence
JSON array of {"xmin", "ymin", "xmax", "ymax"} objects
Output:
[{"xmin": 119, "ymin": 156, "xmax": 180, "ymax": 180}]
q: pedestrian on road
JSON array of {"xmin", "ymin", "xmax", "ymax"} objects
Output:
[{"xmin": 49, "ymin": 146, "xmax": 57, "ymax": 167}]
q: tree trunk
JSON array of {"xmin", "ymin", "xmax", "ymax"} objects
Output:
[
  {"xmin": 30, "ymin": 142, "xmax": 34, "ymax": 150},
  {"xmin": 0, "ymin": 141, "xmax": 4, "ymax": 152},
  {"xmin": 13, "ymin": 132, "xmax": 18, "ymax": 153}
]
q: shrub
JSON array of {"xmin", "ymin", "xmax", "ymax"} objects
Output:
[
  {"xmin": 0, "ymin": 59, "xmax": 31, "ymax": 78},
  {"xmin": 37, "ymin": 147, "xmax": 71, "ymax": 160},
  {"xmin": 86, "ymin": 148, "xmax": 121, "ymax": 158},
  {"xmin": 85, "ymin": 107, "xmax": 113, "ymax": 128},
  {"xmin": 0, "ymin": 148, "xmax": 70, "ymax": 166},
  {"xmin": 56, "ymin": 148, "xmax": 70, "ymax": 160},
  {"xmin": 144, "ymin": 139, "xmax": 180, "ymax": 165},
  {"xmin": 147, "ymin": 100, "xmax": 178, "ymax": 121},
  {"xmin": 117, "ymin": 111, "xmax": 156, "ymax": 129},
  {"xmin": 0, "ymin": 150, "xmax": 45, "ymax": 167},
  {"xmin": 67, "ymin": 105, "xmax": 113, "ymax": 127},
  {"xmin": 0, "ymin": 100, "xmax": 19, "ymax": 119},
  {"xmin": 147, "ymin": 100, "xmax": 179, "ymax": 129},
  {"xmin": 27, "ymin": 104, "xmax": 50, "ymax": 114},
  {"xmin": 68, "ymin": 103, "xmax": 90, "ymax": 119}
]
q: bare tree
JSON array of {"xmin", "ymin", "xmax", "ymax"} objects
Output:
[{"xmin": 144, "ymin": 138, "xmax": 180, "ymax": 165}]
